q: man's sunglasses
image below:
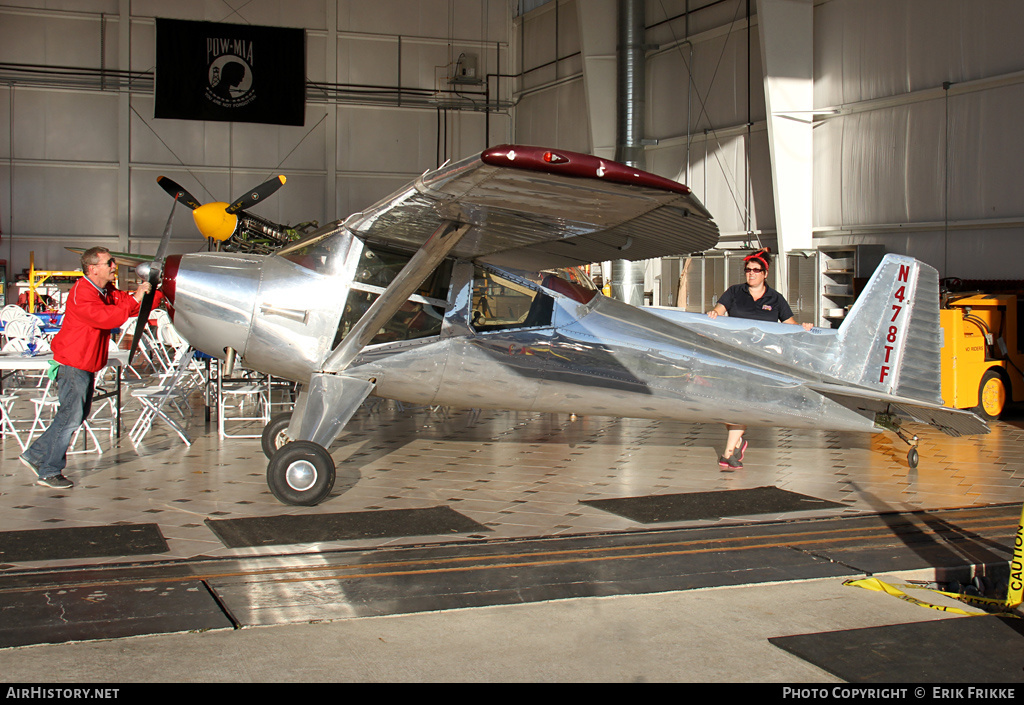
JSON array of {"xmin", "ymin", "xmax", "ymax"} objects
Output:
[{"xmin": 94, "ymin": 258, "xmax": 116, "ymax": 268}]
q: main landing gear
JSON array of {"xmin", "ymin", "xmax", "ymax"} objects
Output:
[
  {"xmin": 262, "ymin": 412, "xmax": 337, "ymax": 506},
  {"xmin": 259, "ymin": 373, "xmax": 375, "ymax": 506}
]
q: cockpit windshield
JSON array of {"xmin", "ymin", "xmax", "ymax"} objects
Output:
[{"xmin": 276, "ymin": 222, "xmax": 351, "ymax": 274}]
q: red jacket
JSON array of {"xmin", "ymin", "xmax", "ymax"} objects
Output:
[{"xmin": 51, "ymin": 278, "xmax": 141, "ymax": 373}]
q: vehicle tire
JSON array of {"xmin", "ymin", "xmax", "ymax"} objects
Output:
[
  {"xmin": 973, "ymin": 369, "xmax": 1007, "ymax": 421},
  {"xmin": 267, "ymin": 441, "xmax": 336, "ymax": 506},
  {"xmin": 907, "ymin": 447, "xmax": 919, "ymax": 469},
  {"xmin": 262, "ymin": 412, "xmax": 293, "ymax": 459}
]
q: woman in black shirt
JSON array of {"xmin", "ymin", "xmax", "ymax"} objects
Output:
[{"xmin": 706, "ymin": 248, "xmax": 813, "ymax": 469}]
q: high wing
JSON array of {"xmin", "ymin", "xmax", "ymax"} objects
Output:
[{"xmin": 322, "ymin": 145, "xmax": 719, "ymax": 270}]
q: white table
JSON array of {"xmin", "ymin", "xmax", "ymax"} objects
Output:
[{"xmin": 0, "ymin": 351, "xmax": 126, "ymax": 437}]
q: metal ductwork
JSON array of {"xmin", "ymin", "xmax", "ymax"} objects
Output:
[
  {"xmin": 615, "ymin": 0, "xmax": 646, "ymax": 170},
  {"xmin": 611, "ymin": 0, "xmax": 647, "ymax": 306}
]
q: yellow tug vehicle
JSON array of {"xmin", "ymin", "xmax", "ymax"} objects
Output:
[{"xmin": 940, "ymin": 292, "xmax": 1024, "ymax": 420}]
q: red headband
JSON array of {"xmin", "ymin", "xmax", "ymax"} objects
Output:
[{"xmin": 744, "ymin": 248, "xmax": 771, "ymax": 271}]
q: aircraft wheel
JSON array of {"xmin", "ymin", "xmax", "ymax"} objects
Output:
[
  {"xmin": 907, "ymin": 447, "xmax": 919, "ymax": 469},
  {"xmin": 267, "ymin": 441, "xmax": 335, "ymax": 506},
  {"xmin": 262, "ymin": 412, "xmax": 293, "ymax": 459},
  {"xmin": 973, "ymin": 369, "xmax": 1007, "ymax": 421}
]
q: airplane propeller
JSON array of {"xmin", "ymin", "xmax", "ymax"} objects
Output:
[
  {"xmin": 128, "ymin": 195, "xmax": 178, "ymax": 365},
  {"xmin": 155, "ymin": 176, "xmax": 203, "ymax": 211},
  {"xmin": 156, "ymin": 175, "xmax": 286, "ymax": 245},
  {"xmin": 225, "ymin": 176, "xmax": 286, "ymax": 214}
]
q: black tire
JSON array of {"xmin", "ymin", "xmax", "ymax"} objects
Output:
[
  {"xmin": 267, "ymin": 441, "xmax": 336, "ymax": 506},
  {"xmin": 262, "ymin": 412, "xmax": 293, "ymax": 459},
  {"xmin": 972, "ymin": 369, "xmax": 1007, "ymax": 421},
  {"xmin": 907, "ymin": 447, "xmax": 919, "ymax": 469}
]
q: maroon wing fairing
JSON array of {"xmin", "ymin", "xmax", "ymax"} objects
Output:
[{"xmin": 481, "ymin": 145, "xmax": 693, "ymax": 197}]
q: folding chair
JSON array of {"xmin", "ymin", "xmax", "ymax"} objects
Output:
[
  {"xmin": 25, "ymin": 372, "xmax": 113, "ymax": 456},
  {"xmin": 129, "ymin": 348, "xmax": 195, "ymax": 447},
  {"xmin": 1, "ymin": 337, "xmax": 52, "ymax": 388},
  {"xmin": 1, "ymin": 336, "xmax": 51, "ymax": 355},
  {"xmin": 3, "ymin": 317, "xmax": 44, "ymax": 348},
  {"xmin": 0, "ymin": 392, "xmax": 27, "ymax": 451},
  {"xmin": 116, "ymin": 318, "xmax": 147, "ymax": 379},
  {"xmin": 74, "ymin": 365, "xmax": 119, "ymax": 454},
  {"xmin": 148, "ymin": 310, "xmax": 182, "ymax": 372},
  {"xmin": 118, "ymin": 315, "xmax": 166, "ymax": 376},
  {"xmin": 216, "ymin": 364, "xmax": 271, "ymax": 439},
  {"xmin": 0, "ymin": 305, "xmax": 31, "ymax": 327}
]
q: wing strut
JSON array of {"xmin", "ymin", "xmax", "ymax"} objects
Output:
[
  {"xmin": 277, "ymin": 219, "xmax": 474, "ymax": 464},
  {"xmin": 321, "ymin": 219, "xmax": 473, "ymax": 373}
]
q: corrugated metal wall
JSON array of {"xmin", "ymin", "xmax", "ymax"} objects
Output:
[
  {"xmin": 2, "ymin": 0, "xmax": 1024, "ymax": 287},
  {"xmin": 0, "ymin": 0, "xmax": 512, "ymax": 281},
  {"xmin": 516, "ymin": 0, "xmax": 1024, "ymax": 280}
]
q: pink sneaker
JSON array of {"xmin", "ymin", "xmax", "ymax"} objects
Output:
[{"xmin": 718, "ymin": 453, "xmax": 742, "ymax": 470}]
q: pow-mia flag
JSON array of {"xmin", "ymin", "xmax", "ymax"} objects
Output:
[{"xmin": 155, "ymin": 18, "xmax": 305, "ymax": 126}]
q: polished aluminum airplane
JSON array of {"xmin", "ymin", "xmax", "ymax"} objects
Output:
[{"xmin": 134, "ymin": 144, "xmax": 988, "ymax": 506}]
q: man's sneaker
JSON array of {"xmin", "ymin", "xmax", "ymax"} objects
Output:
[
  {"xmin": 37, "ymin": 474, "xmax": 74, "ymax": 489},
  {"xmin": 718, "ymin": 453, "xmax": 742, "ymax": 470}
]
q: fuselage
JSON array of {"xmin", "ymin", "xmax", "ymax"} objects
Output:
[
  {"xmin": 161, "ymin": 226, "xmax": 879, "ymax": 436},
  {"xmin": 353, "ymin": 286, "xmax": 876, "ymax": 434}
]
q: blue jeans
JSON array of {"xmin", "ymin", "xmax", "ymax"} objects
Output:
[{"xmin": 23, "ymin": 365, "xmax": 95, "ymax": 478}]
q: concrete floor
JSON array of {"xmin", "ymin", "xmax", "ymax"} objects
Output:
[
  {"xmin": 1, "ymin": 380, "xmax": 1022, "ymax": 682},
  {"xmin": 2, "ymin": 393, "xmax": 1022, "ymax": 571},
  {"xmin": 0, "ymin": 575, "xmax": 994, "ymax": 683}
]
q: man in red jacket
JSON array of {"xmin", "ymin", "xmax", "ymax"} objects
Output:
[{"xmin": 20, "ymin": 247, "xmax": 150, "ymax": 488}]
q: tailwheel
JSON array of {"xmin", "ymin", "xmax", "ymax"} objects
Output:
[
  {"xmin": 973, "ymin": 369, "xmax": 1007, "ymax": 421},
  {"xmin": 267, "ymin": 441, "xmax": 336, "ymax": 506},
  {"xmin": 897, "ymin": 429, "xmax": 920, "ymax": 469},
  {"xmin": 907, "ymin": 446, "xmax": 919, "ymax": 469},
  {"xmin": 262, "ymin": 412, "xmax": 293, "ymax": 459},
  {"xmin": 876, "ymin": 413, "xmax": 920, "ymax": 469}
]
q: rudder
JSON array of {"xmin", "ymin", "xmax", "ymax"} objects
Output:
[{"xmin": 831, "ymin": 254, "xmax": 942, "ymax": 405}]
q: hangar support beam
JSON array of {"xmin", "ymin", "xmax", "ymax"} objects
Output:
[
  {"xmin": 756, "ymin": 0, "xmax": 814, "ymax": 283},
  {"xmin": 576, "ymin": 0, "xmax": 617, "ymax": 160}
]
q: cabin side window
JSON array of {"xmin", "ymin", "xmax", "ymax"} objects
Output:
[
  {"xmin": 471, "ymin": 267, "xmax": 553, "ymax": 331},
  {"xmin": 333, "ymin": 245, "xmax": 452, "ymax": 347}
]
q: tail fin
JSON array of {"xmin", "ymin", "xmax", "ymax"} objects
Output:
[{"xmin": 831, "ymin": 254, "xmax": 942, "ymax": 405}]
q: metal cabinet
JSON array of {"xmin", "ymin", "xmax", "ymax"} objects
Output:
[
  {"xmin": 786, "ymin": 250, "xmax": 820, "ymax": 326},
  {"xmin": 818, "ymin": 245, "xmax": 885, "ymax": 328}
]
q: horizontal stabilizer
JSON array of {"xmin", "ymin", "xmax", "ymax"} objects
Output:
[{"xmin": 809, "ymin": 382, "xmax": 990, "ymax": 437}]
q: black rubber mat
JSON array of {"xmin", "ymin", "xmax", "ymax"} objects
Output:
[
  {"xmin": 0, "ymin": 580, "xmax": 233, "ymax": 648},
  {"xmin": 0, "ymin": 523, "xmax": 169, "ymax": 563},
  {"xmin": 770, "ymin": 616, "xmax": 1024, "ymax": 682},
  {"xmin": 206, "ymin": 505, "xmax": 492, "ymax": 548},
  {"xmin": 580, "ymin": 486, "xmax": 846, "ymax": 523}
]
